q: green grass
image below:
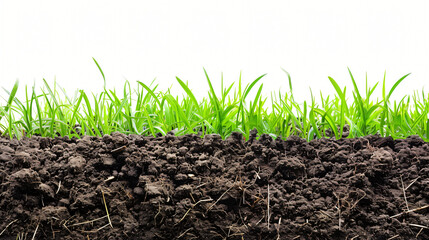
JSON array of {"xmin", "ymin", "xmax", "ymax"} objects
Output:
[{"xmin": 1, "ymin": 61, "xmax": 428, "ymax": 141}]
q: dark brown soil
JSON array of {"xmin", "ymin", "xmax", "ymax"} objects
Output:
[{"xmin": 0, "ymin": 130, "xmax": 428, "ymax": 239}]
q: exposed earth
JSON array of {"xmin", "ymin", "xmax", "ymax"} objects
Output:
[{"xmin": 0, "ymin": 130, "xmax": 428, "ymax": 239}]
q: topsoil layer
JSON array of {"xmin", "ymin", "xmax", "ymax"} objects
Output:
[{"xmin": 0, "ymin": 130, "xmax": 428, "ymax": 240}]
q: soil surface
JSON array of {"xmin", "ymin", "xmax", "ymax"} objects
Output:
[{"xmin": 0, "ymin": 130, "xmax": 428, "ymax": 239}]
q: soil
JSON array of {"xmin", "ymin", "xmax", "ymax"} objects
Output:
[{"xmin": 0, "ymin": 130, "xmax": 428, "ymax": 239}]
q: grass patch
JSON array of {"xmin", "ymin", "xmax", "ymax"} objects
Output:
[{"xmin": 1, "ymin": 61, "xmax": 428, "ymax": 141}]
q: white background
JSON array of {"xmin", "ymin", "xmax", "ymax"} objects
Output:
[{"xmin": 1, "ymin": 0, "xmax": 428, "ymax": 103}]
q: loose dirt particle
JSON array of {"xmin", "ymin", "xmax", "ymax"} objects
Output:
[{"xmin": 68, "ymin": 156, "xmax": 86, "ymax": 170}]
